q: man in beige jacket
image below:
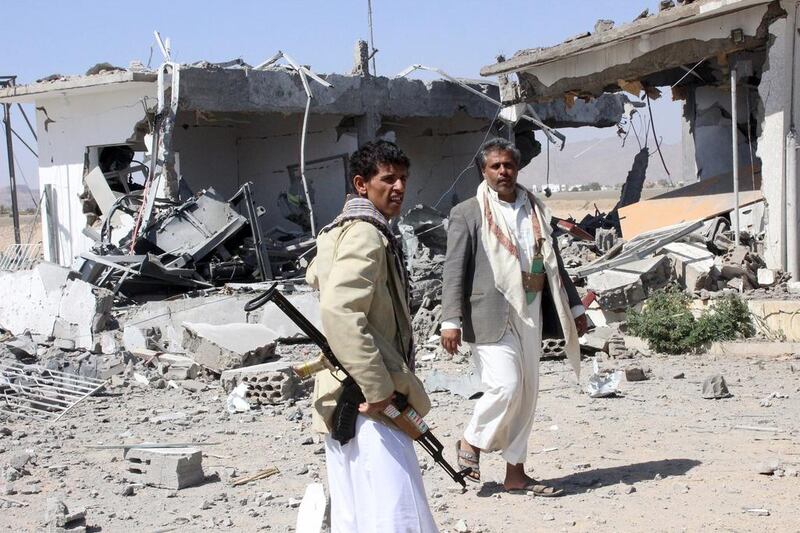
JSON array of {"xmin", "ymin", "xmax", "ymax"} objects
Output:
[{"xmin": 306, "ymin": 140, "xmax": 437, "ymax": 533}]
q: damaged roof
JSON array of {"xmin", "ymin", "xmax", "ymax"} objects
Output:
[
  {"xmin": 480, "ymin": 0, "xmax": 776, "ymax": 100},
  {"xmin": 0, "ymin": 70, "xmax": 157, "ymax": 103}
]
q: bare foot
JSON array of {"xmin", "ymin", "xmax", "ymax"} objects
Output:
[{"xmin": 503, "ymin": 463, "xmax": 537, "ymax": 491}]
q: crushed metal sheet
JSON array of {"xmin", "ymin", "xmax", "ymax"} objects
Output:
[{"xmin": 0, "ymin": 244, "xmax": 41, "ymax": 271}]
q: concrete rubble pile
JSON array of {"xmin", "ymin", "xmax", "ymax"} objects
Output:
[{"xmin": 569, "ymin": 210, "xmax": 787, "ymax": 316}]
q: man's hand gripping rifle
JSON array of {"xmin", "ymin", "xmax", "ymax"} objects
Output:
[{"xmin": 245, "ymin": 284, "xmax": 472, "ymax": 488}]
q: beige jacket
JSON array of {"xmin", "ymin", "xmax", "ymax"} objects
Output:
[{"xmin": 305, "ymin": 220, "xmax": 430, "ymax": 434}]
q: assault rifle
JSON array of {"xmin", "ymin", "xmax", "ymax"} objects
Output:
[{"xmin": 245, "ymin": 284, "xmax": 472, "ymax": 488}]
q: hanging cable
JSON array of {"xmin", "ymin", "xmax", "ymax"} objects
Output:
[
  {"xmin": 646, "ymin": 94, "xmax": 671, "ymax": 182},
  {"xmin": 432, "ymin": 107, "xmax": 501, "ymax": 209},
  {"xmin": 12, "ymin": 152, "xmax": 39, "ymax": 207}
]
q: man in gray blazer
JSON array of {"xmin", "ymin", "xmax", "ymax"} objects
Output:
[{"xmin": 441, "ymin": 138, "xmax": 587, "ymax": 495}]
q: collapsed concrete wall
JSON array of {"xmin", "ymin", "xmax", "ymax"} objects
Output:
[{"xmin": 0, "ymin": 263, "xmax": 113, "ymax": 350}]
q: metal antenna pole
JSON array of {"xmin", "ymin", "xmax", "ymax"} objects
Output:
[
  {"xmin": 1, "ymin": 76, "xmax": 21, "ymax": 244},
  {"xmin": 367, "ymin": 0, "xmax": 377, "ymax": 76}
]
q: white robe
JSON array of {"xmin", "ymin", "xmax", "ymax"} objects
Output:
[
  {"xmin": 463, "ymin": 188, "xmax": 543, "ymax": 465},
  {"xmin": 325, "ymin": 416, "xmax": 438, "ymax": 533}
]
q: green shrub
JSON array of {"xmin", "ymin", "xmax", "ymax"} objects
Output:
[{"xmin": 627, "ymin": 287, "xmax": 755, "ymax": 354}]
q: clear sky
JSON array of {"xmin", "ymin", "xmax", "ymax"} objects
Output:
[{"xmin": 2, "ymin": 0, "xmax": 680, "ymax": 194}]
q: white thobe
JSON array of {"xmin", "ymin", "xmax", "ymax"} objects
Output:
[
  {"xmin": 325, "ymin": 416, "xmax": 438, "ymax": 533},
  {"xmin": 441, "ymin": 190, "xmax": 583, "ymax": 464}
]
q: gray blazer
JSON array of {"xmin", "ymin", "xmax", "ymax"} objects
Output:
[{"xmin": 442, "ymin": 197, "xmax": 582, "ymax": 344}]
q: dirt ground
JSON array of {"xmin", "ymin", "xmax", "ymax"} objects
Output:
[
  {"xmin": 542, "ymin": 188, "xmax": 668, "ymax": 220},
  {"xmin": 0, "ymin": 344, "xmax": 797, "ymax": 532},
  {"xmin": 0, "ymin": 214, "xmax": 40, "ymax": 252}
]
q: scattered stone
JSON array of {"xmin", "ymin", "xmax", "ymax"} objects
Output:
[
  {"xmin": 756, "ymin": 459, "xmax": 782, "ymax": 475},
  {"xmin": 43, "ymin": 495, "xmax": 87, "ymax": 532},
  {"xmin": 673, "ymin": 372, "xmax": 685, "ymax": 379},
  {"xmin": 625, "ymin": 366, "xmax": 648, "ymax": 382},
  {"xmin": 702, "ymin": 374, "xmax": 732, "ymax": 399},
  {"xmin": 454, "ymin": 519, "xmax": 470, "ymax": 532}
]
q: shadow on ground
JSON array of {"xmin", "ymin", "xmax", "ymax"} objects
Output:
[{"xmin": 476, "ymin": 458, "xmax": 702, "ymax": 497}]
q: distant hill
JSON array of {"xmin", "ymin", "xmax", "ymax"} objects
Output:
[
  {"xmin": 0, "ymin": 185, "xmax": 39, "ymax": 211},
  {"xmin": 519, "ymin": 135, "xmax": 684, "ymax": 189}
]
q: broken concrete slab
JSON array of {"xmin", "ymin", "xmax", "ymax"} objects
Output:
[
  {"xmin": 756, "ymin": 268, "xmax": 778, "ymax": 287},
  {"xmin": 220, "ymin": 361, "xmax": 298, "ymax": 405},
  {"xmin": 580, "ymin": 326, "xmax": 616, "ymax": 353},
  {"xmin": 661, "ymin": 241, "xmax": 717, "ymax": 292},
  {"xmin": 123, "ymin": 292, "xmax": 262, "ymax": 352},
  {"xmin": 124, "ymin": 447, "xmax": 204, "ymax": 490},
  {"xmin": 424, "ymin": 370, "xmax": 484, "ymax": 400},
  {"xmin": 0, "ymin": 263, "xmax": 70, "ymax": 338},
  {"xmin": 257, "ymin": 292, "xmax": 321, "ymax": 339},
  {"xmin": 586, "ymin": 255, "xmax": 671, "ymax": 311},
  {"xmin": 182, "ymin": 322, "xmax": 277, "ymax": 373}
]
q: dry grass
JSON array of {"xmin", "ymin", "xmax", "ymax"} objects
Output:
[{"xmin": 0, "ymin": 214, "xmax": 41, "ymax": 253}]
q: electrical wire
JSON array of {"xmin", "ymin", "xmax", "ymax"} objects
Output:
[
  {"xmin": 432, "ymin": 106, "xmax": 502, "ymax": 209},
  {"xmin": 646, "ymin": 94, "xmax": 671, "ymax": 182},
  {"xmin": 16, "ymin": 104, "xmax": 37, "ymax": 142},
  {"xmin": 12, "ymin": 151, "xmax": 39, "ymax": 207}
]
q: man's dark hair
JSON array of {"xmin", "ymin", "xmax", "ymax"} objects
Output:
[
  {"xmin": 475, "ymin": 138, "xmax": 521, "ymax": 171},
  {"xmin": 349, "ymin": 140, "xmax": 410, "ymax": 180}
]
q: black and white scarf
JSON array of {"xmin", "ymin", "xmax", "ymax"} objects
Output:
[{"xmin": 320, "ymin": 195, "xmax": 414, "ymax": 366}]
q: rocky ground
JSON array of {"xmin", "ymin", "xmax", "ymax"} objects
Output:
[{"xmin": 0, "ymin": 342, "xmax": 798, "ymax": 532}]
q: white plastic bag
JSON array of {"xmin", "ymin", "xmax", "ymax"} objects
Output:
[
  {"xmin": 226, "ymin": 383, "xmax": 251, "ymax": 413},
  {"xmin": 586, "ymin": 358, "xmax": 623, "ymax": 398}
]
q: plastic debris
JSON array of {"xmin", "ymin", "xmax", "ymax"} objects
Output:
[
  {"xmin": 226, "ymin": 383, "xmax": 251, "ymax": 413},
  {"xmin": 586, "ymin": 358, "xmax": 623, "ymax": 398}
]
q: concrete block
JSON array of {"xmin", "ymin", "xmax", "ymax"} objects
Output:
[
  {"xmin": 541, "ymin": 338, "xmax": 566, "ymax": 358},
  {"xmin": 124, "ymin": 447, "xmax": 204, "ymax": 490},
  {"xmin": 661, "ymin": 242, "xmax": 716, "ymax": 291},
  {"xmin": 580, "ymin": 326, "xmax": 616, "ymax": 353},
  {"xmin": 220, "ymin": 361, "xmax": 298, "ymax": 404},
  {"xmin": 757, "ymin": 268, "xmax": 778, "ymax": 287},
  {"xmin": 182, "ymin": 322, "xmax": 277, "ymax": 373},
  {"xmin": 158, "ymin": 353, "xmax": 200, "ymax": 380},
  {"xmin": 122, "ymin": 326, "xmax": 149, "ymax": 352}
]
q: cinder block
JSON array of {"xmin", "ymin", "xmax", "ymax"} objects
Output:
[
  {"xmin": 220, "ymin": 362, "xmax": 298, "ymax": 405},
  {"xmin": 124, "ymin": 447, "xmax": 204, "ymax": 490}
]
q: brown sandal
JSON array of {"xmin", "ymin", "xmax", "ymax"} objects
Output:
[
  {"xmin": 507, "ymin": 480, "xmax": 564, "ymax": 497},
  {"xmin": 455, "ymin": 440, "xmax": 481, "ymax": 483}
]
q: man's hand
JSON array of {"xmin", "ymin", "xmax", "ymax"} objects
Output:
[
  {"xmin": 441, "ymin": 328, "xmax": 462, "ymax": 355},
  {"xmin": 575, "ymin": 314, "xmax": 589, "ymax": 336},
  {"xmin": 358, "ymin": 393, "xmax": 395, "ymax": 415}
]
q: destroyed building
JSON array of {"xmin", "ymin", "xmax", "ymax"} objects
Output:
[
  {"xmin": 0, "ymin": 48, "xmax": 627, "ymax": 283},
  {"xmin": 481, "ymin": 0, "xmax": 799, "ymax": 278}
]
